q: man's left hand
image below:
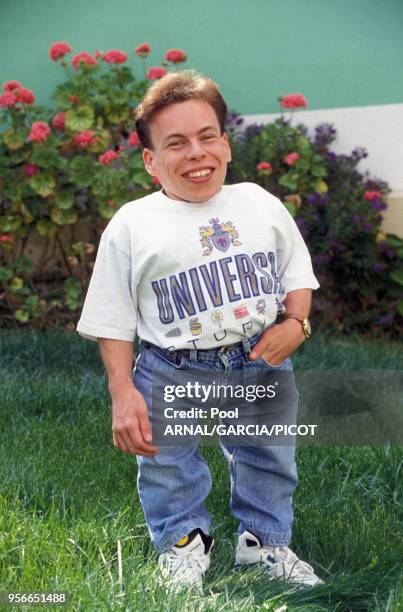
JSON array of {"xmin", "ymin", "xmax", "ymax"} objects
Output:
[{"xmin": 248, "ymin": 319, "xmax": 305, "ymax": 366}]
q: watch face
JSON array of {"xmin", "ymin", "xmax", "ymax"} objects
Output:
[{"xmin": 304, "ymin": 319, "xmax": 312, "ymax": 337}]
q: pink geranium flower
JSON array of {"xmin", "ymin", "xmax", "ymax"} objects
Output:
[
  {"xmin": 98, "ymin": 150, "xmax": 119, "ymax": 165},
  {"xmin": 164, "ymin": 49, "xmax": 187, "ymax": 63},
  {"xmin": 103, "ymin": 49, "xmax": 128, "ymax": 64},
  {"xmin": 15, "ymin": 87, "xmax": 35, "ymax": 105},
  {"xmin": 3, "ymin": 80, "xmax": 22, "ymax": 92},
  {"xmin": 0, "ymin": 92, "xmax": 18, "ymax": 108},
  {"xmin": 284, "ymin": 152, "xmax": 300, "ymax": 166},
  {"xmin": 146, "ymin": 67, "xmax": 167, "ymax": 80},
  {"xmin": 27, "ymin": 121, "xmax": 51, "ymax": 143},
  {"xmin": 74, "ymin": 130, "xmax": 97, "ymax": 148},
  {"xmin": 24, "ymin": 163, "xmax": 39, "ymax": 177},
  {"xmin": 0, "ymin": 234, "xmax": 13, "ymax": 243},
  {"xmin": 52, "ymin": 112, "xmax": 66, "ymax": 130},
  {"xmin": 280, "ymin": 93, "xmax": 308, "ymax": 110},
  {"xmin": 363, "ymin": 190, "xmax": 382, "ymax": 201},
  {"xmin": 128, "ymin": 132, "xmax": 140, "ymax": 147},
  {"xmin": 135, "ymin": 42, "xmax": 151, "ymax": 57},
  {"xmin": 72, "ymin": 52, "xmax": 97, "ymax": 70},
  {"xmin": 256, "ymin": 161, "xmax": 273, "ymax": 173},
  {"xmin": 49, "ymin": 42, "xmax": 72, "ymax": 61}
]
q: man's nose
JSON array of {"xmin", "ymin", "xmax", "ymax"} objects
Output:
[{"xmin": 185, "ymin": 138, "xmax": 206, "ymax": 159}]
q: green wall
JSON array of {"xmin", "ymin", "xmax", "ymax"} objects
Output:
[{"xmin": 1, "ymin": 0, "xmax": 402, "ymax": 114}]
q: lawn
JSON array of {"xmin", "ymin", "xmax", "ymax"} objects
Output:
[{"xmin": 0, "ymin": 330, "xmax": 402, "ymax": 611}]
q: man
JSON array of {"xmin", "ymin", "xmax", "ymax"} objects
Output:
[{"xmin": 77, "ymin": 70, "xmax": 323, "ymax": 594}]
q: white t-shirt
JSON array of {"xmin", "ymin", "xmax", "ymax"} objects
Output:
[{"xmin": 76, "ymin": 182, "xmax": 319, "ymax": 350}]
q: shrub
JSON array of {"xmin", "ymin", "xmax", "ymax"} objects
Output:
[
  {"xmin": 226, "ymin": 107, "xmax": 402, "ymax": 337},
  {"xmin": 0, "ymin": 42, "xmax": 172, "ymax": 328},
  {"xmin": 1, "ymin": 48, "xmax": 402, "ymax": 337}
]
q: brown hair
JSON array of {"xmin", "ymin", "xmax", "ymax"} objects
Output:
[{"xmin": 134, "ymin": 70, "xmax": 228, "ymax": 149}]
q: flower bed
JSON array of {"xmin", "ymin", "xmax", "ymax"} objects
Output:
[{"xmin": 0, "ymin": 42, "xmax": 402, "ymax": 336}]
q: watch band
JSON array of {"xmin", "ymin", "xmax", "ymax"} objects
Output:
[{"xmin": 281, "ymin": 315, "xmax": 311, "ymax": 338}]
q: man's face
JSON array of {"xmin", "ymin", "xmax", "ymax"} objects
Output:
[{"xmin": 142, "ymin": 99, "xmax": 232, "ymax": 202}]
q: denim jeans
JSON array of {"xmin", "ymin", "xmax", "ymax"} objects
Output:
[{"xmin": 132, "ymin": 331, "xmax": 298, "ymax": 553}]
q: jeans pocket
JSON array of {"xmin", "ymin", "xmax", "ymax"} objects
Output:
[
  {"xmin": 259, "ymin": 355, "xmax": 293, "ymax": 370},
  {"xmin": 148, "ymin": 345, "xmax": 184, "ymax": 369}
]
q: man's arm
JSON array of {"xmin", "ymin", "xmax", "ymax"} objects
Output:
[
  {"xmin": 98, "ymin": 338, "xmax": 158, "ymax": 456},
  {"xmin": 248, "ymin": 288, "xmax": 311, "ymax": 365}
]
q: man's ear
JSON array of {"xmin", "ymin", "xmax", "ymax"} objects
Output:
[
  {"xmin": 143, "ymin": 148, "xmax": 157, "ymax": 176},
  {"xmin": 223, "ymin": 132, "xmax": 232, "ymax": 163}
]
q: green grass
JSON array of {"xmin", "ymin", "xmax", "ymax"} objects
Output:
[{"xmin": 0, "ymin": 330, "xmax": 402, "ymax": 611}]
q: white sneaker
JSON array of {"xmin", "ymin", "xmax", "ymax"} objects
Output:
[
  {"xmin": 235, "ymin": 531, "xmax": 324, "ymax": 587},
  {"xmin": 158, "ymin": 528, "xmax": 214, "ymax": 594}
]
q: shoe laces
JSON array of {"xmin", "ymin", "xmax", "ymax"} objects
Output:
[
  {"xmin": 166, "ymin": 549, "xmax": 207, "ymax": 577},
  {"xmin": 262, "ymin": 545, "xmax": 316, "ymax": 578}
]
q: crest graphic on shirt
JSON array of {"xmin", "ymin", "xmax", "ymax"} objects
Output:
[
  {"xmin": 211, "ymin": 309, "xmax": 223, "ymax": 328},
  {"xmin": 165, "ymin": 327, "xmax": 181, "ymax": 337},
  {"xmin": 189, "ymin": 318, "xmax": 202, "ymax": 335},
  {"xmin": 233, "ymin": 304, "xmax": 249, "ymax": 319},
  {"xmin": 199, "ymin": 218, "xmax": 241, "ymax": 256},
  {"xmin": 256, "ymin": 299, "xmax": 266, "ymax": 316}
]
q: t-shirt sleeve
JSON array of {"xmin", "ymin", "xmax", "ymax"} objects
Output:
[
  {"xmin": 76, "ymin": 225, "xmax": 137, "ymax": 343},
  {"xmin": 275, "ymin": 200, "xmax": 320, "ymax": 293}
]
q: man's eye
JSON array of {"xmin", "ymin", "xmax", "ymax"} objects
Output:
[
  {"xmin": 201, "ymin": 134, "xmax": 215, "ymax": 140},
  {"xmin": 168, "ymin": 141, "xmax": 184, "ymax": 147}
]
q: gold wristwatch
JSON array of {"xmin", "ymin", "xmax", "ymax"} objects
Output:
[{"xmin": 282, "ymin": 316, "xmax": 312, "ymax": 338}]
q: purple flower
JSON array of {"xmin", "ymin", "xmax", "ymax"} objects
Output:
[
  {"xmin": 313, "ymin": 253, "xmax": 330, "ymax": 266},
  {"xmin": 377, "ymin": 241, "xmax": 396, "ymax": 258},
  {"xmin": 295, "ymin": 217, "xmax": 309, "ymax": 238},
  {"xmin": 361, "ymin": 221, "xmax": 373, "ymax": 233},
  {"xmin": 371, "ymin": 200, "xmax": 387, "ymax": 212},
  {"xmin": 307, "ymin": 193, "xmax": 329, "ymax": 206},
  {"xmin": 314, "ymin": 123, "xmax": 337, "ymax": 146},
  {"xmin": 244, "ymin": 123, "xmax": 264, "ymax": 139},
  {"xmin": 373, "ymin": 262, "xmax": 386, "ymax": 273},
  {"xmin": 351, "ymin": 147, "xmax": 368, "ymax": 160},
  {"xmin": 378, "ymin": 314, "xmax": 393, "ymax": 326}
]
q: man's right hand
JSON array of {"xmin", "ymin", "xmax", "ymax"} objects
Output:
[{"xmin": 110, "ymin": 381, "xmax": 159, "ymax": 456}]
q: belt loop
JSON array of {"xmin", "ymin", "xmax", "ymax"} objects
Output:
[
  {"xmin": 190, "ymin": 349, "xmax": 198, "ymax": 363},
  {"xmin": 242, "ymin": 336, "xmax": 251, "ymax": 356}
]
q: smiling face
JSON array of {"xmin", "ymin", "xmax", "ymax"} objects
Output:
[{"xmin": 142, "ymin": 99, "xmax": 232, "ymax": 202}]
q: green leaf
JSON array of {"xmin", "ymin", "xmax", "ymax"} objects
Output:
[
  {"xmin": 386, "ymin": 234, "xmax": 403, "ymax": 249},
  {"xmin": 0, "ymin": 215, "xmax": 22, "ymax": 232},
  {"xmin": 390, "ymin": 267, "xmax": 403, "ymax": 286},
  {"xmin": 3, "ymin": 128, "xmax": 27, "ymax": 150},
  {"xmin": 36, "ymin": 218, "xmax": 58, "ymax": 237},
  {"xmin": 15, "ymin": 309, "xmax": 30, "ymax": 322},
  {"xmin": 397, "ymin": 299, "xmax": 403, "ymax": 317},
  {"xmin": 51, "ymin": 208, "xmax": 78, "ymax": 225},
  {"xmin": 56, "ymin": 191, "xmax": 75, "ymax": 209},
  {"xmin": 29, "ymin": 174, "xmax": 56, "ymax": 197},
  {"xmin": 311, "ymin": 166, "xmax": 327, "ymax": 178},
  {"xmin": 279, "ymin": 173, "xmax": 297, "ymax": 191},
  {"xmin": 0, "ymin": 267, "xmax": 13, "ymax": 281},
  {"xmin": 65, "ymin": 106, "xmax": 94, "ymax": 132},
  {"xmin": 284, "ymin": 202, "xmax": 297, "ymax": 217}
]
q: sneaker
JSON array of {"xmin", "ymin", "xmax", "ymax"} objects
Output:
[
  {"xmin": 158, "ymin": 528, "xmax": 214, "ymax": 594},
  {"xmin": 235, "ymin": 531, "xmax": 324, "ymax": 587}
]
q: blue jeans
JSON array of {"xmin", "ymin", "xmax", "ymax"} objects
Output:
[{"xmin": 132, "ymin": 331, "xmax": 298, "ymax": 553}]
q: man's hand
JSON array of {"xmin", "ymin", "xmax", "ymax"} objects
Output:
[
  {"xmin": 248, "ymin": 319, "xmax": 305, "ymax": 365},
  {"xmin": 110, "ymin": 380, "xmax": 159, "ymax": 456}
]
